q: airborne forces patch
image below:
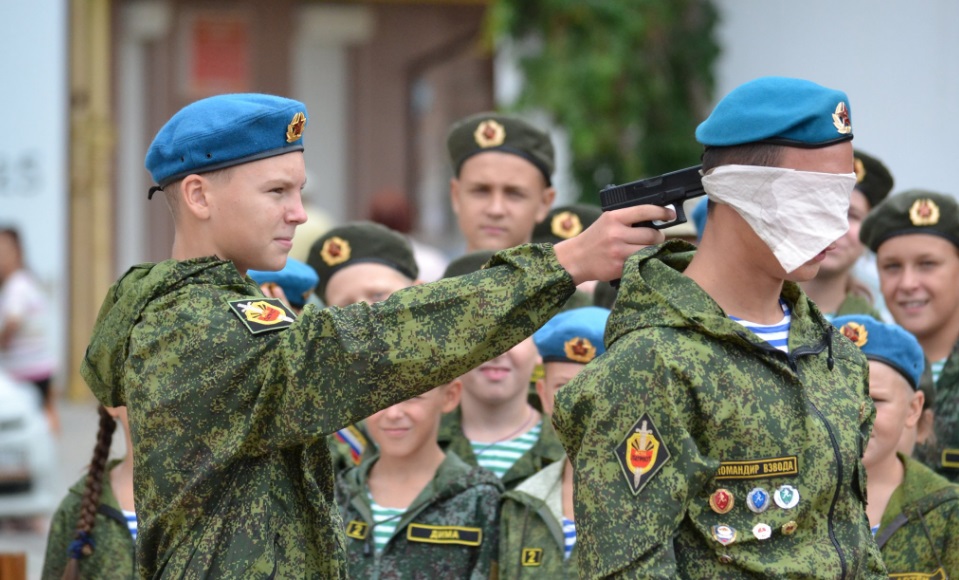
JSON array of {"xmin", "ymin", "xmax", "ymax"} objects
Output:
[
  {"xmin": 228, "ymin": 298, "xmax": 297, "ymax": 334},
  {"xmin": 615, "ymin": 413, "xmax": 670, "ymax": 495}
]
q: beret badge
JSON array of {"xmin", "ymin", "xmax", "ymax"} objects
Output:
[
  {"xmin": 551, "ymin": 211, "xmax": 583, "ymax": 239},
  {"xmin": 909, "ymin": 198, "xmax": 940, "ymax": 226},
  {"xmin": 564, "ymin": 337, "xmax": 597, "ymax": 363},
  {"xmin": 286, "ymin": 112, "xmax": 306, "ymax": 143},
  {"xmin": 840, "ymin": 322, "xmax": 868, "ymax": 347},
  {"xmin": 832, "ymin": 102, "xmax": 852, "ymax": 135},
  {"xmin": 474, "ymin": 120, "xmax": 506, "ymax": 148},
  {"xmin": 320, "ymin": 236, "xmax": 351, "ymax": 266}
]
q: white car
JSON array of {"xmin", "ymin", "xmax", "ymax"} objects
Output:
[{"xmin": 0, "ymin": 371, "xmax": 57, "ymax": 517}]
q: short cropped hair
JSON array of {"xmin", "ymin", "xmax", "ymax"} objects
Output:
[{"xmin": 701, "ymin": 143, "xmax": 786, "ymax": 174}]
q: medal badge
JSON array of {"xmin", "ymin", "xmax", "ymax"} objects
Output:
[
  {"xmin": 752, "ymin": 523, "xmax": 772, "ymax": 540},
  {"xmin": 774, "ymin": 485, "xmax": 800, "ymax": 510},
  {"xmin": 711, "ymin": 525, "xmax": 737, "ymax": 546},
  {"xmin": 709, "ymin": 489, "xmax": 734, "ymax": 515},
  {"xmin": 781, "ymin": 521, "xmax": 798, "ymax": 535},
  {"xmin": 746, "ymin": 487, "xmax": 769, "ymax": 513}
]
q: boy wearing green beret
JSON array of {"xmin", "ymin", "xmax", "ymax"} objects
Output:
[
  {"xmin": 498, "ymin": 306, "xmax": 610, "ymax": 579},
  {"xmin": 800, "ymin": 150, "xmax": 892, "ymax": 319},
  {"xmin": 833, "ymin": 315, "xmax": 959, "ymax": 578},
  {"xmin": 80, "ymin": 93, "xmax": 673, "ymax": 578},
  {"xmin": 447, "ymin": 113, "xmax": 556, "ymax": 252},
  {"xmin": 861, "ymin": 190, "xmax": 959, "ymax": 482},
  {"xmin": 554, "ymin": 77, "xmax": 886, "ymax": 577}
]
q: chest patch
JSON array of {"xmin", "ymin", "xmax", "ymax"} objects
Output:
[
  {"xmin": 407, "ymin": 524, "xmax": 482, "ymax": 546},
  {"xmin": 714, "ymin": 456, "xmax": 799, "ymax": 480},
  {"xmin": 227, "ymin": 298, "xmax": 296, "ymax": 334},
  {"xmin": 614, "ymin": 413, "xmax": 670, "ymax": 495},
  {"xmin": 521, "ymin": 548, "xmax": 543, "ymax": 566},
  {"xmin": 345, "ymin": 520, "xmax": 369, "ymax": 540}
]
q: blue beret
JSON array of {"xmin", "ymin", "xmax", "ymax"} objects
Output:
[
  {"xmin": 533, "ymin": 307, "xmax": 610, "ymax": 364},
  {"xmin": 146, "ymin": 93, "xmax": 308, "ymax": 194},
  {"xmin": 248, "ymin": 258, "xmax": 319, "ymax": 309},
  {"xmin": 832, "ymin": 315, "xmax": 924, "ymax": 390},
  {"xmin": 691, "ymin": 197, "xmax": 709, "ymax": 242},
  {"xmin": 696, "ymin": 77, "xmax": 853, "ymax": 148}
]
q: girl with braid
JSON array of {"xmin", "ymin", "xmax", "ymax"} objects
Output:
[{"xmin": 42, "ymin": 405, "xmax": 136, "ymax": 579}]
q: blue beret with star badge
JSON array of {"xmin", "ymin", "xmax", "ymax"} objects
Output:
[
  {"xmin": 696, "ymin": 76, "xmax": 853, "ymax": 148},
  {"xmin": 145, "ymin": 93, "xmax": 308, "ymax": 196},
  {"xmin": 248, "ymin": 258, "xmax": 319, "ymax": 309},
  {"xmin": 832, "ymin": 315, "xmax": 924, "ymax": 390},
  {"xmin": 533, "ymin": 306, "xmax": 610, "ymax": 364}
]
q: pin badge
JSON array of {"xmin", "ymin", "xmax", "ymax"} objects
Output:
[
  {"xmin": 711, "ymin": 525, "xmax": 737, "ymax": 546},
  {"xmin": 746, "ymin": 487, "xmax": 769, "ymax": 513},
  {"xmin": 774, "ymin": 485, "xmax": 800, "ymax": 509},
  {"xmin": 782, "ymin": 521, "xmax": 798, "ymax": 535},
  {"xmin": 709, "ymin": 489, "xmax": 734, "ymax": 515},
  {"xmin": 752, "ymin": 523, "xmax": 772, "ymax": 540},
  {"xmin": 718, "ymin": 554, "xmax": 733, "ymax": 564}
]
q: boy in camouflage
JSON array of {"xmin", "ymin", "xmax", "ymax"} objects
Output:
[
  {"xmin": 81, "ymin": 93, "xmax": 669, "ymax": 578},
  {"xmin": 553, "ymin": 77, "xmax": 886, "ymax": 578},
  {"xmin": 498, "ymin": 306, "xmax": 610, "ymax": 579},
  {"xmin": 833, "ymin": 315, "xmax": 959, "ymax": 577}
]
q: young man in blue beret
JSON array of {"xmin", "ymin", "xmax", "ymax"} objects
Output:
[
  {"xmin": 553, "ymin": 77, "xmax": 886, "ymax": 577},
  {"xmin": 79, "ymin": 93, "xmax": 670, "ymax": 578},
  {"xmin": 833, "ymin": 315, "xmax": 959, "ymax": 577}
]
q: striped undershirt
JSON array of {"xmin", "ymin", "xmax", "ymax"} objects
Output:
[
  {"xmin": 121, "ymin": 509, "xmax": 138, "ymax": 540},
  {"xmin": 931, "ymin": 358, "xmax": 947, "ymax": 383},
  {"xmin": 470, "ymin": 421, "xmax": 542, "ymax": 479},
  {"xmin": 730, "ymin": 300, "xmax": 791, "ymax": 353},
  {"xmin": 561, "ymin": 516, "xmax": 576, "ymax": 560},
  {"xmin": 369, "ymin": 497, "xmax": 405, "ymax": 553}
]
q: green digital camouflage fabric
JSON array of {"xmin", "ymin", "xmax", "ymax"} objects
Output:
[
  {"xmin": 42, "ymin": 460, "xmax": 136, "ymax": 579},
  {"xmin": 876, "ymin": 454, "xmax": 959, "ymax": 578},
  {"xmin": 499, "ymin": 459, "xmax": 578, "ymax": 579},
  {"xmin": 933, "ymin": 343, "xmax": 959, "ymax": 482},
  {"xmin": 553, "ymin": 241, "xmax": 886, "ymax": 579},
  {"xmin": 834, "ymin": 292, "xmax": 882, "ymax": 320},
  {"xmin": 79, "ymin": 244, "xmax": 574, "ymax": 579},
  {"xmin": 335, "ymin": 451, "xmax": 502, "ymax": 579},
  {"xmin": 438, "ymin": 408, "xmax": 566, "ymax": 490}
]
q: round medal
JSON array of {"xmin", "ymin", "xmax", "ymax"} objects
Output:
[
  {"xmin": 752, "ymin": 523, "xmax": 772, "ymax": 540},
  {"xmin": 774, "ymin": 484, "xmax": 800, "ymax": 509},
  {"xmin": 709, "ymin": 488, "xmax": 734, "ymax": 514},
  {"xmin": 746, "ymin": 487, "xmax": 769, "ymax": 513}
]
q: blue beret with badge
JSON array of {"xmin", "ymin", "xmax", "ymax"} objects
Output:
[
  {"xmin": 146, "ymin": 93, "xmax": 308, "ymax": 196},
  {"xmin": 248, "ymin": 257, "xmax": 319, "ymax": 309},
  {"xmin": 534, "ymin": 306, "xmax": 610, "ymax": 364},
  {"xmin": 832, "ymin": 315, "xmax": 924, "ymax": 390},
  {"xmin": 696, "ymin": 76, "xmax": 853, "ymax": 148}
]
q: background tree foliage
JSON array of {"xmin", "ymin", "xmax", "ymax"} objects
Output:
[{"xmin": 487, "ymin": 0, "xmax": 720, "ymax": 203}]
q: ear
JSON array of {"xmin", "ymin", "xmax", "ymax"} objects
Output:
[
  {"xmin": 441, "ymin": 379, "xmax": 462, "ymax": 413},
  {"xmin": 181, "ymin": 174, "xmax": 214, "ymax": 220},
  {"xmin": 917, "ymin": 408, "xmax": 936, "ymax": 444},
  {"xmin": 449, "ymin": 178, "xmax": 462, "ymax": 215},
  {"xmin": 535, "ymin": 186, "xmax": 556, "ymax": 222},
  {"xmin": 904, "ymin": 389, "xmax": 925, "ymax": 429},
  {"xmin": 535, "ymin": 378, "xmax": 552, "ymax": 416}
]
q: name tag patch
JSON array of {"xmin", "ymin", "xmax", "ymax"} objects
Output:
[
  {"xmin": 941, "ymin": 449, "xmax": 959, "ymax": 469},
  {"xmin": 521, "ymin": 548, "xmax": 543, "ymax": 566},
  {"xmin": 407, "ymin": 524, "xmax": 482, "ymax": 546},
  {"xmin": 345, "ymin": 520, "xmax": 369, "ymax": 540},
  {"xmin": 228, "ymin": 298, "xmax": 296, "ymax": 334},
  {"xmin": 715, "ymin": 456, "xmax": 799, "ymax": 480},
  {"xmin": 889, "ymin": 568, "xmax": 946, "ymax": 580}
]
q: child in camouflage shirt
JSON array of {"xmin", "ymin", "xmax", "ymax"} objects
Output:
[{"xmin": 834, "ymin": 315, "xmax": 959, "ymax": 578}]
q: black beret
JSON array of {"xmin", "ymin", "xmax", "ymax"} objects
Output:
[
  {"xmin": 307, "ymin": 221, "xmax": 417, "ymax": 301},
  {"xmin": 853, "ymin": 150, "xmax": 894, "ymax": 209},
  {"xmin": 860, "ymin": 190, "xmax": 959, "ymax": 252},
  {"xmin": 447, "ymin": 113, "xmax": 554, "ymax": 185},
  {"xmin": 532, "ymin": 204, "xmax": 602, "ymax": 245},
  {"xmin": 441, "ymin": 250, "xmax": 496, "ymax": 279}
]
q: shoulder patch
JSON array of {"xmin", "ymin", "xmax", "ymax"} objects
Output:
[
  {"xmin": 714, "ymin": 456, "xmax": 799, "ymax": 480},
  {"xmin": 345, "ymin": 520, "xmax": 369, "ymax": 540},
  {"xmin": 407, "ymin": 524, "xmax": 482, "ymax": 546},
  {"xmin": 227, "ymin": 298, "xmax": 296, "ymax": 334},
  {"xmin": 614, "ymin": 413, "xmax": 670, "ymax": 495},
  {"xmin": 521, "ymin": 548, "xmax": 543, "ymax": 566}
]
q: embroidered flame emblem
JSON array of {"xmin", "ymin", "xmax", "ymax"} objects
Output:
[
  {"xmin": 564, "ymin": 337, "xmax": 596, "ymax": 363},
  {"xmin": 473, "ymin": 120, "xmax": 506, "ymax": 148},
  {"xmin": 832, "ymin": 102, "xmax": 852, "ymax": 135},
  {"xmin": 244, "ymin": 301, "xmax": 285, "ymax": 325},
  {"xmin": 909, "ymin": 198, "xmax": 940, "ymax": 226},
  {"xmin": 551, "ymin": 211, "xmax": 583, "ymax": 239},
  {"xmin": 320, "ymin": 236, "xmax": 351, "ymax": 266},
  {"xmin": 286, "ymin": 112, "xmax": 306, "ymax": 143},
  {"xmin": 854, "ymin": 157, "xmax": 866, "ymax": 184},
  {"xmin": 627, "ymin": 430, "xmax": 660, "ymax": 474},
  {"xmin": 840, "ymin": 321, "xmax": 868, "ymax": 347}
]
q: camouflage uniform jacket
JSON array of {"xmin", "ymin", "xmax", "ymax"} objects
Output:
[
  {"xmin": 42, "ymin": 460, "xmax": 136, "ymax": 579},
  {"xmin": 79, "ymin": 245, "xmax": 574, "ymax": 579},
  {"xmin": 932, "ymin": 342, "xmax": 959, "ymax": 482},
  {"xmin": 553, "ymin": 242, "xmax": 886, "ymax": 579},
  {"xmin": 335, "ymin": 451, "xmax": 502, "ymax": 579},
  {"xmin": 876, "ymin": 454, "xmax": 959, "ymax": 578},
  {"xmin": 498, "ymin": 458, "xmax": 579, "ymax": 579},
  {"xmin": 438, "ymin": 408, "xmax": 566, "ymax": 490}
]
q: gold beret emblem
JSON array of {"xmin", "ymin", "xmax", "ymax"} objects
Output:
[
  {"xmin": 286, "ymin": 112, "xmax": 306, "ymax": 143},
  {"xmin": 853, "ymin": 158, "xmax": 866, "ymax": 184},
  {"xmin": 551, "ymin": 211, "xmax": 583, "ymax": 239},
  {"xmin": 909, "ymin": 198, "xmax": 940, "ymax": 226},
  {"xmin": 474, "ymin": 120, "xmax": 506, "ymax": 148},
  {"xmin": 840, "ymin": 322, "xmax": 868, "ymax": 347},
  {"xmin": 564, "ymin": 337, "xmax": 597, "ymax": 363},
  {"xmin": 320, "ymin": 236, "xmax": 351, "ymax": 266},
  {"xmin": 832, "ymin": 102, "xmax": 852, "ymax": 135}
]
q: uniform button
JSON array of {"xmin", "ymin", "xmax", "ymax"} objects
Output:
[{"xmin": 718, "ymin": 554, "xmax": 733, "ymax": 564}]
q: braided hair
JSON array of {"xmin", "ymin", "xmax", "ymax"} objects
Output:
[{"xmin": 62, "ymin": 405, "xmax": 116, "ymax": 580}]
